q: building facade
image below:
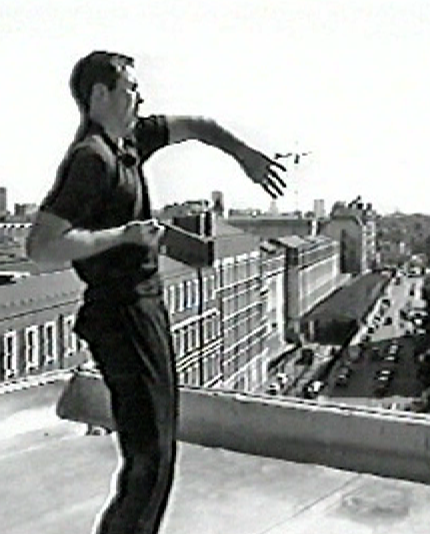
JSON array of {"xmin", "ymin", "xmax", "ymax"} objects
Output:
[
  {"xmin": 0, "ymin": 222, "xmax": 32, "ymax": 259},
  {"xmin": 320, "ymin": 199, "xmax": 377, "ymax": 274},
  {"xmin": 270, "ymin": 234, "xmax": 344, "ymax": 340},
  {"xmin": 227, "ymin": 214, "xmax": 316, "ymax": 241},
  {"xmin": 0, "ymin": 270, "xmax": 87, "ymax": 382},
  {"xmin": 0, "ymin": 214, "xmax": 275, "ymax": 394}
]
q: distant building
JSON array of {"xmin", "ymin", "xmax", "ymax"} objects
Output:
[
  {"xmin": 227, "ymin": 208, "xmax": 262, "ymax": 217},
  {"xmin": 378, "ymin": 239, "xmax": 409, "ymax": 267},
  {"xmin": 268, "ymin": 200, "xmax": 279, "ymax": 215},
  {"xmin": 158, "ymin": 199, "xmax": 209, "ymax": 220},
  {"xmin": 11, "ymin": 203, "xmax": 38, "ymax": 222},
  {"xmin": 0, "ymin": 223, "xmax": 32, "ymax": 259},
  {"xmin": 0, "ymin": 270, "xmax": 88, "ymax": 381},
  {"xmin": 227, "ymin": 214, "xmax": 316, "ymax": 240},
  {"xmin": 313, "ymin": 199, "xmax": 325, "ymax": 219},
  {"xmin": 269, "ymin": 234, "xmax": 345, "ymax": 341},
  {"xmin": 320, "ymin": 198, "xmax": 377, "ymax": 274},
  {"xmin": 0, "ymin": 188, "xmax": 7, "ymax": 219},
  {"xmin": 0, "ymin": 216, "xmax": 273, "ymax": 393}
]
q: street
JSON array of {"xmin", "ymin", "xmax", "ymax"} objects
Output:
[{"xmin": 325, "ymin": 272, "xmax": 427, "ymax": 408}]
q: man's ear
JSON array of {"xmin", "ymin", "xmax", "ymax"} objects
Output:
[{"xmin": 90, "ymin": 83, "xmax": 109, "ymax": 106}]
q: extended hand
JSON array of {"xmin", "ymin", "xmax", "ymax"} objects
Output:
[
  {"xmin": 238, "ymin": 146, "xmax": 287, "ymax": 198},
  {"xmin": 122, "ymin": 219, "xmax": 165, "ymax": 248}
]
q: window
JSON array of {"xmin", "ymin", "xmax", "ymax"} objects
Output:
[
  {"xmin": 191, "ymin": 362, "xmax": 200, "ymax": 385},
  {"xmin": 188, "ymin": 322, "xmax": 199, "ymax": 351},
  {"xmin": 63, "ymin": 314, "xmax": 77, "ymax": 358},
  {"xmin": 193, "ymin": 279, "xmax": 199, "ymax": 308},
  {"xmin": 211, "ymin": 274, "xmax": 217, "ymax": 299},
  {"xmin": 202, "ymin": 277, "xmax": 208, "ymax": 303},
  {"xmin": 178, "ymin": 328, "xmax": 185, "ymax": 356},
  {"xmin": 3, "ymin": 331, "xmax": 18, "ymax": 380},
  {"xmin": 206, "ymin": 316, "xmax": 213, "ymax": 342},
  {"xmin": 25, "ymin": 325, "xmax": 40, "ymax": 372},
  {"xmin": 186, "ymin": 324, "xmax": 193, "ymax": 352},
  {"xmin": 43, "ymin": 321, "xmax": 58, "ymax": 365},
  {"xmin": 186, "ymin": 280, "xmax": 193, "ymax": 309},
  {"xmin": 176, "ymin": 284, "xmax": 183, "ymax": 313},
  {"xmin": 178, "ymin": 283, "xmax": 185, "ymax": 312},
  {"xmin": 169, "ymin": 285, "xmax": 176, "ymax": 314},
  {"xmin": 207, "ymin": 276, "xmax": 213, "ymax": 301}
]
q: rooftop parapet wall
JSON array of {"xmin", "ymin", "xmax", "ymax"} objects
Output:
[
  {"xmin": 178, "ymin": 387, "xmax": 430, "ymax": 485},
  {"xmin": 55, "ymin": 372, "xmax": 430, "ymax": 485}
]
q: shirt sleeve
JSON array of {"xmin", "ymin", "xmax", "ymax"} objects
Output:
[
  {"xmin": 40, "ymin": 146, "xmax": 112, "ymax": 227},
  {"xmin": 134, "ymin": 115, "xmax": 169, "ymax": 161}
]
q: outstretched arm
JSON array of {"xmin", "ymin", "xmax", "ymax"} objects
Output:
[{"xmin": 166, "ymin": 116, "xmax": 287, "ymax": 198}]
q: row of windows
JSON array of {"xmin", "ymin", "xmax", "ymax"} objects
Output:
[
  {"xmin": 162, "ymin": 255, "xmax": 266, "ymax": 318},
  {"xmin": 164, "ymin": 275, "xmax": 218, "ymax": 315},
  {"xmin": 220, "ymin": 282, "xmax": 261, "ymax": 318},
  {"xmin": 171, "ymin": 312, "xmax": 220, "ymax": 358},
  {"xmin": 178, "ymin": 350, "xmax": 222, "ymax": 387},
  {"xmin": 223, "ymin": 326, "xmax": 266, "ymax": 377},
  {"xmin": 223, "ymin": 299, "xmax": 267, "ymax": 330},
  {"xmin": 2, "ymin": 315, "xmax": 82, "ymax": 380},
  {"xmin": 224, "ymin": 355, "xmax": 263, "ymax": 392}
]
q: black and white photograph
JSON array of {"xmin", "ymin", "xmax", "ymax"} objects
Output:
[{"xmin": 2, "ymin": 1, "xmax": 430, "ymax": 533}]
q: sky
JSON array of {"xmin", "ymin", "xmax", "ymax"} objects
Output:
[{"xmin": 1, "ymin": 0, "xmax": 430, "ymax": 215}]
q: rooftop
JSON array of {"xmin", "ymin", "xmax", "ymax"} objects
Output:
[
  {"xmin": 3, "ymin": 381, "xmax": 430, "ymax": 534},
  {"xmin": 305, "ymin": 273, "xmax": 388, "ymax": 322}
]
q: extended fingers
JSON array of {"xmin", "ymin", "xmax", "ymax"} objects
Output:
[
  {"xmin": 269, "ymin": 158, "xmax": 287, "ymax": 173},
  {"xmin": 261, "ymin": 175, "xmax": 285, "ymax": 198},
  {"xmin": 268, "ymin": 167, "xmax": 287, "ymax": 189},
  {"xmin": 261, "ymin": 181, "xmax": 277, "ymax": 198}
]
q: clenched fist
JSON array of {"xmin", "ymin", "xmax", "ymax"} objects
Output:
[{"xmin": 122, "ymin": 219, "xmax": 165, "ymax": 248}]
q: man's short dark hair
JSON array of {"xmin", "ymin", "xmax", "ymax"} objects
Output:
[{"xmin": 70, "ymin": 51, "xmax": 134, "ymax": 112}]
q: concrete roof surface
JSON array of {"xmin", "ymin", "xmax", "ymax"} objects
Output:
[{"xmin": 2, "ymin": 382, "xmax": 430, "ymax": 534}]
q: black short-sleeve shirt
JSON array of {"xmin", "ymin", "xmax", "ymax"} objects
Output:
[{"xmin": 41, "ymin": 116, "xmax": 169, "ymax": 299}]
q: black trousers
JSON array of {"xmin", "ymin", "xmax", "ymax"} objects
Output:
[{"xmin": 75, "ymin": 295, "xmax": 178, "ymax": 534}]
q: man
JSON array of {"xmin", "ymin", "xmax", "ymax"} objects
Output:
[{"xmin": 26, "ymin": 51, "xmax": 287, "ymax": 534}]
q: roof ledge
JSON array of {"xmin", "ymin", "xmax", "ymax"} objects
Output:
[{"xmin": 178, "ymin": 387, "xmax": 430, "ymax": 484}]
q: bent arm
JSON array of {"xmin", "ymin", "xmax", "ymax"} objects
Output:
[
  {"xmin": 166, "ymin": 116, "xmax": 287, "ymax": 198},
  {"xmin": 26, "ymin": 211, "xmax": 163, "ymax": 267},
  {"xmin": 167, "ymin": 116, "xmax": 248, "ymax": 161},
  {"xmin": 26, "ymin": 211, "xmax": 126, "ymax": 266}
]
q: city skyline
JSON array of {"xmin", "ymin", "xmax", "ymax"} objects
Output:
[{"xmin": 2, "ymin": 0, "xmax": 430, "ymax": 215}]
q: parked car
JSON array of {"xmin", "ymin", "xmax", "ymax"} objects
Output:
[
  {"xmin": 303, "ymin": 380, "xmax": 325, "ymax": 399},
  {"xmin": 384, "ymin": 316, "xmax": 393, "ymax": 326},
  {"xmin": 266, "ymin": 383, "xmax": 281, "ymax": 396},
  {"xmin": 375, "ymin": 369, "xmax": 394, "ymax": 381},
  {"xmin": 387, "ymin": 342, "xmax": 399, "ymax": 355},
  {"xmin": 276, "ymin": 373, "xmax": 290, "ymax": 389},
  {"xmin": 384, "ymin": 353, "xmax": 399, "ymax": 363}
]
